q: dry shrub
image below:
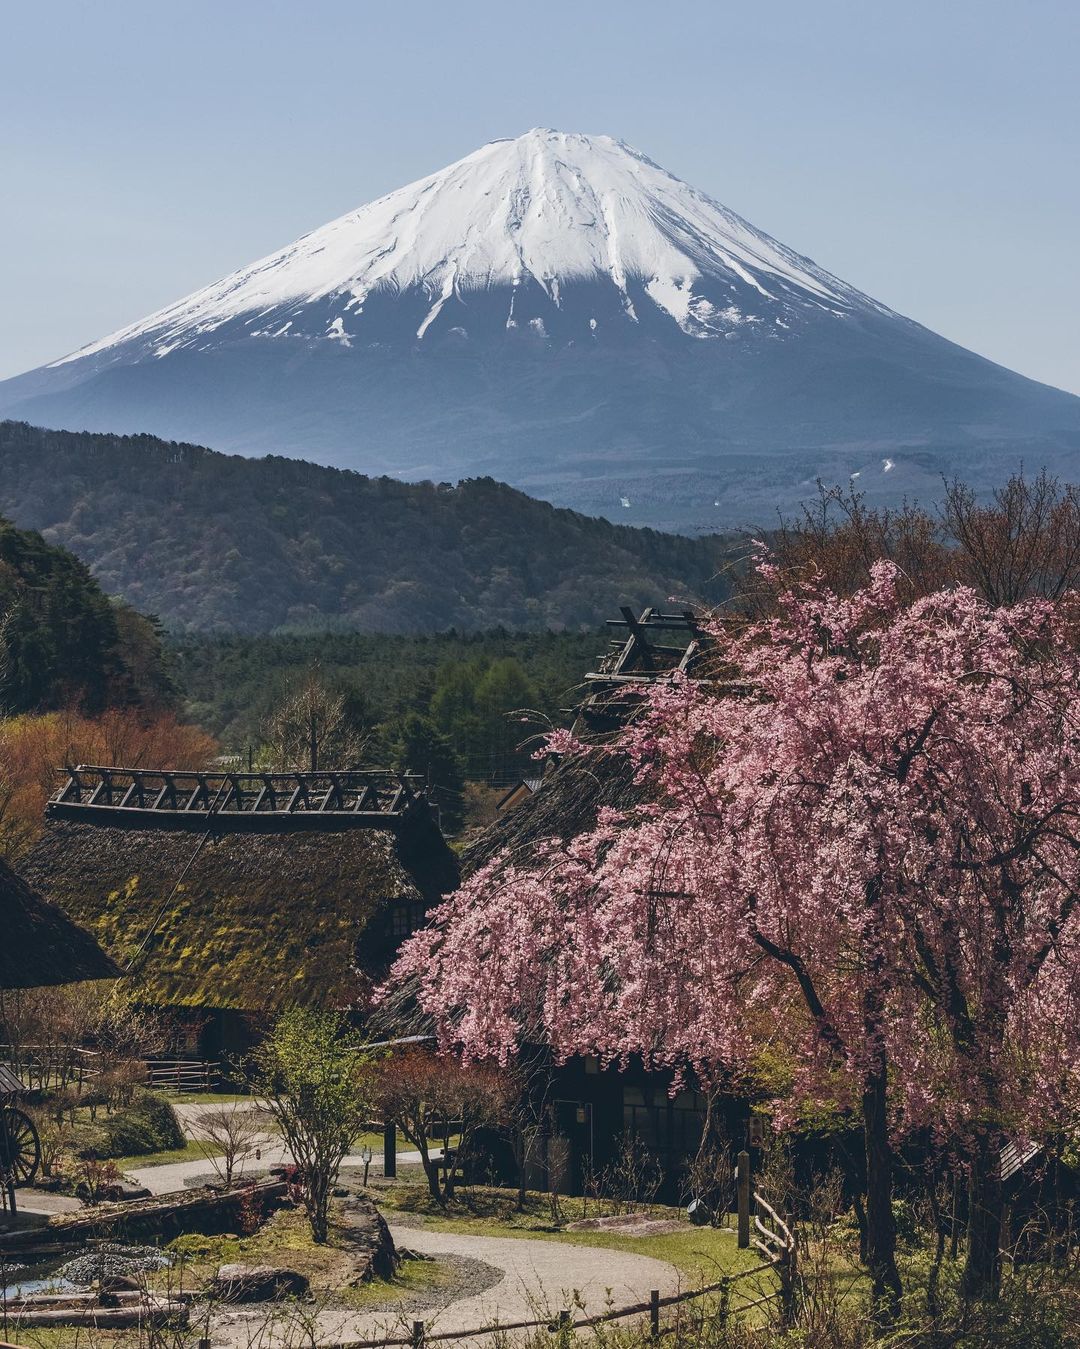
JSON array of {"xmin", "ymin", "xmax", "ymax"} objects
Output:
[{"xmin": 0, "ymin": 706, "xmax": 217, "ymax": 860}]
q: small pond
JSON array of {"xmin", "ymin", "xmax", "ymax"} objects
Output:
[{"xmin": 0, "ymin": 1243, "xmax": 172, "ymax": 1300}]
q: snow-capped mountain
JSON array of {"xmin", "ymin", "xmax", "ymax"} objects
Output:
[{"xmin": 3, "ymin": 129, "xmax": 1079, "ymax": 530}]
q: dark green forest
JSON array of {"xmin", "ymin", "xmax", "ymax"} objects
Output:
[
  {"xmin": 169, "ymin": 627, "xmax": 602, "ymax": 785},
  {"xmin": 0, "ymin": 515, "xmax": 173, "ymax": 714},
  {"xmin": 0, "ymin": 422, "xmax": 735, "ymax": 634}
]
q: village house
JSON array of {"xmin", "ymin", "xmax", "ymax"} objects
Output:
[{"xmin": 21, "ymin": 767, "xmax": 458, "ymax": 1060}]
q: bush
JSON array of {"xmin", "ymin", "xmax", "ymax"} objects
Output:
[{"xmin": 100, "ymin": 1090, "xmax": 185, "ymax": 1157}]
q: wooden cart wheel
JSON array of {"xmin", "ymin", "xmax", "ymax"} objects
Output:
[{"xmin": 0, "ymin": 1106, "xmax": 41, "ymax": 1186}]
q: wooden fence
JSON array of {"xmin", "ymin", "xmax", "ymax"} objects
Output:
[
  {"xmin": 277, "ymin": 1258, "xmax": 782, "ymax": 1349},
  {"xmin": 144, "ymin": 1058, "xmax": 220, "ymax": 1093},
  {"xmin": 0, "ymin": 1049, "xmax": 221, "ymax": 1096}
]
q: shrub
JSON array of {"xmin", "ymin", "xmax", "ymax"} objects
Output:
[{"xmin": 100, "ymin": 1089, "xmax": 184, "ymax": 1157}]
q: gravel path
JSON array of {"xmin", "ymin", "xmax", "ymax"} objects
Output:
[
  {"xmin": 210, "ymin": 1221, "xmax": 681, "ymax": 1347},
  {"xmin": 129, "ymin": 1102, "xmax": 423, "ymax": 1195}
]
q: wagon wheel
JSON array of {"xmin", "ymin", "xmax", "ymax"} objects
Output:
[{"xmin": 0, "ymin": 1106, "xmax": 41, "ymax": 1187}]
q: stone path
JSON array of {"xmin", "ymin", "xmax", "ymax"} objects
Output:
[{"xmin": 210, "ymin": 1220, "xmax": 682, "ymax": 1347}]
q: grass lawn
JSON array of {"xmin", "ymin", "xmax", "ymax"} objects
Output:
[
  {"xmin": 114, "ymin": 1138, "xmax": 224, "ymax": 1170},
  {"xmin": 377, "ymin": 1183, "xmax": 768, "ymax": 1289},
  {"xmin": 164, "ymin": 1203, "xmax": 447, "ymax": 1309},
  {"xmin": 350, "ymin": 1130, "xmax": 387, "ymax": 1154}
]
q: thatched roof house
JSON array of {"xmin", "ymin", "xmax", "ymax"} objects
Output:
[
  {"xmin": 376, "ymin": 608, "xmax": 706, "ymax": 1034},
  {"xmin": 21, "ymin": 769, "xmax": 457, "ymax": 1031},
  {"xmin": 0, "ymin": 856, "xmax": 120, "ymax": 989}
]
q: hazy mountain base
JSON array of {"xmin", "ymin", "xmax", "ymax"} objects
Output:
[{"xmin": 6, "ymin": 284, "xmax": 1079, "ymax": 533}]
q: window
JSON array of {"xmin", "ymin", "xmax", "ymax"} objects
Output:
[
  {"xmin": 622, "ymin": 1085, "xmax": 707, "ymax": 1164},
  {"xmin": 390, "ymin": 900, "xmax": 428, "ymax": 940}
]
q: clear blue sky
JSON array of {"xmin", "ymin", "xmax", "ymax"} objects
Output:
[{"xmin": 3, "ymin": 0, "xmax": 1078, "ymax": 392}]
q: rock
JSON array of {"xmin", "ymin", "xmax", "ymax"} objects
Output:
[
  {"xmin": 332, "ymin": 1186, "xmax": 350, "ymax": 1198},
  {"xmin": 76, "ymin": 1181, "xmax": 154, "ymax": 1204},
  {"xmin": 0, "ymin": 1180, "xmax": 290, "ymax": 1255},
  {"xmin": 212, "ymin": 1264, "xmax": 310, "ymax": 1303},
  {"xmin": 101, "ymin": 1274, "xmax": 142, "ymax": 1292},
  {"xmin": 687, "ymin": 1199, "xmax": 712, "ymax": 1227},
  {"xmin": 343, "ymin": 1197, "xmax": 397, "ymax": 1284}
]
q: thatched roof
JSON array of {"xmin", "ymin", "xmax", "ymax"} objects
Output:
[
  {"xmin": 0, "ymin": 856, "xmax": 121, "ymax": 989},
  {"xmin": 462, "ymin": 747, "xmax": 643, "ymax": 875},
  {"xmin": 372, "ymin": 748, "xmax": 641, "ymax": 1041},
  {"xmin": 21, "ymin": 815, "xmax": 457, "ymax": 1012}
]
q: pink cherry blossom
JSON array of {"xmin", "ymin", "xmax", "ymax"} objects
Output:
[{"xmin": 390, "ymin": 562, "xmax": 1080, "ymax": 1298}]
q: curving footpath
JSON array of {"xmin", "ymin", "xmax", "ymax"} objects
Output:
[
  {"xmin": 129, "ymin": 1100, "xmax": 423, "ymax": 1196},
  {"xmin": 211, "ymin": 1220, "xmax": 682, "ymax": 1348}
]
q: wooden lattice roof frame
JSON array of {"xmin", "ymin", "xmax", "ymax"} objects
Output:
[
  {"xmin": 48, "ymin": 766, "xmax": 430, "ymax": 832},
  {"xmin": 576, "ymin": 605, "xmax": 707, "ymax": 728}
]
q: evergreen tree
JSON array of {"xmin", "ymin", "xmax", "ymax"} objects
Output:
[{"xmin": 390, "ymin": 712, "xmax": 466, "ymax": 833}]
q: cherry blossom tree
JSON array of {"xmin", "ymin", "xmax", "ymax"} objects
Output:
[{"xmin": 393, "ymin": 561, "xmax": 1080, "ymax": 1306}]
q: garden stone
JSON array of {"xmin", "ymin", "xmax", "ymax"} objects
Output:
[{"xmin": 212, "ymin": 1264, "xmax": 310, "ymax": 1302}]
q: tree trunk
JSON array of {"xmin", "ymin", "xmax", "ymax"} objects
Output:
[
  {"xmin": 417, "ymin": 1142, "xmax": 444, "ymax": 1205},
  {"xmin": 863, "ymin": 1066, "xmax": 903, "ymax": 1324},
  {"xmin": 308, "ymin": 1166, "xmax": 330, "ymax": 1243},
  {"xmin": 513, "ymin": 1131, "xmax": 528, "ymax": 1211},
  {"xmin": 925, "ymin": 1169, "xmax": 947, "ymax": 1333},
  {"xmin": 962, "ymin": 1129, "xmax": 1003, "ymax": 1300}
]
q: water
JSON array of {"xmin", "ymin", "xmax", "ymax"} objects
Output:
[
  {"xmin": 0, "ymin": 1257, "xmax": 73, "ymax": 1300},
  {"xmin": 0, "ymin": 1243, "xmax": 171, "ymax": 1300}
]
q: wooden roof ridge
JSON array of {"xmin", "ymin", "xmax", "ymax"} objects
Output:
[
  {"xmin": 575, "ymin": 604, "xmax": 708, "ymax": 729},
  {"xmin": 47, "ymin": 765, "xmax": 431, "ymax": 832}
]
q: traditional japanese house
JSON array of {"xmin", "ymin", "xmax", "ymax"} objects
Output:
[
  {"xmin": 21, "ymin": 767, "xmax": 458, "ymax": 1058},
  {"xmin": 380, "ymin": 607, "xmax": 741, "ymax": 1197},
  {"xmin": 0, "ymin": 858, "xmax": 121, "ymax": 1200}
]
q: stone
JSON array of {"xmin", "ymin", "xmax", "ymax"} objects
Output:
[
  {"xmin": 342, "ymin": 1197, "xmax": 397, "ymax": 1284},
  {"xmin": 212, "ymin": 1264, "xmax": 310, "ymax": 1303},
  {"xmin": 100, "ymin": 1274, "xmax": 142, "ymax": 1292}
]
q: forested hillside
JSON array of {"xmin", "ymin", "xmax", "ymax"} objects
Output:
[
  {"xmin": 0, "ymin": 519, "xmax": 215, "ymax": 859},
  {"xmin": 0, "ymin": 515, "xmax": 173, "ymax": 714},
  {"xmin": 0, "ymin": 422, "xmax": 734, "ymax": 634}
]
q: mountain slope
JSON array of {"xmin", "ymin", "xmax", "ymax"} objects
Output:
[
  {"xmin": 0, "ymin": 421, "xmax": 730, "ymax": 633},
  {"xmin": 4, "ymin": 129, "xmax": 1079, "ymax": 530}
]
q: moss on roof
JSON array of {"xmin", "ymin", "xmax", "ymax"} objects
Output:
[{"xmin": 23, "ymin": 819, "xmax": 455, "ymax": 1011}]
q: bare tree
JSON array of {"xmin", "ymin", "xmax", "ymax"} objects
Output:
[
  {"xmin": 196, "ymin": 1102, "xmax": 265, "ymax": 1187},
  {"xmin": 377, "ymin": 1049, "xmax": 511, "ymax": 1204},
  {"xmin": 944, "ymin": 470, "xmax": 1080, "ymax": 604},
  {"xmin": 263, "ymin": 668, "xmax": 369, "ymax": 772},
  {"xmin": 753, "ymin": 471, "xmax": 1080, "ymax": 617}
]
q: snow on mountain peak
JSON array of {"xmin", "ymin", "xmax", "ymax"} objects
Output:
[{"xmin": 53, "ymin": 129, "xmax": 891, "ymax": 365}]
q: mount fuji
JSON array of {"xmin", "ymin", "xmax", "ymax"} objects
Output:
[{"xmin": 3, "ymin": 129, "xmax": 1079, "ymax": 530}]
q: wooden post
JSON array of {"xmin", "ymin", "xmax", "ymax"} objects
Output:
[
  {"xmin": 650, "ymin": 1287, "xmax": 660, "ymax": 1339},
  {"xmin": 737, "ymin": 1149, "xmax": 750, "ymax": 1249},
  {"xmin": 383, "ymin": 1121, "xmax": 397, "ymax": 1178},
  {"xmin": 411, "ymin": 1320, "xmax": 425, "ymax": 1348}
]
